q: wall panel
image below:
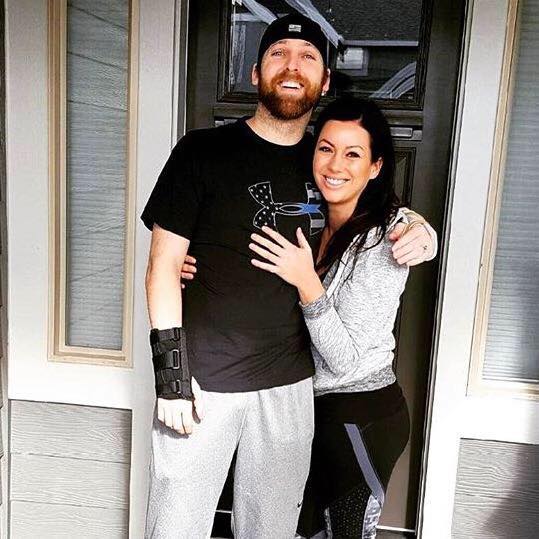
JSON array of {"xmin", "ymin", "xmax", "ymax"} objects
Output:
[
  {"xmin": 452, "ymin": 439, "xmax": 539, "ymax": 538},
  {"xmin": 11, "ymin": 501, "xmax": 127, "ymax": 539},
  {"xmin": 9, "ymin": 401, "xmax": 132, "ymax": 536}
]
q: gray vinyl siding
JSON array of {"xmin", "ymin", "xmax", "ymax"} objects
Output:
[
  {"xmin": 10, "ymin": 502, "xmax": 127, "ymax": 539},
  {"xmin": 9, "ymin": 401, "xmax": 132, "ymax": 538},
  {"xmin": 452, "ymin": 438, "xmax": 539, "ymax": 538}
]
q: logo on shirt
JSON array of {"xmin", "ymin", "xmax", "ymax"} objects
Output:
[{"xmin": 248, "ymin": 181, "xmax": 325, "ymax": 236}]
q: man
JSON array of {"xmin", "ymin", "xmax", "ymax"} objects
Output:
[{"xmin": 141, "ymin": 14, "xmax": 435, "ymax": 538}]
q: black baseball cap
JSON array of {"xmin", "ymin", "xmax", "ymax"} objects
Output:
[{"xmin": 257, "ymin": 14, "xmax": 328, "ymax": 68}]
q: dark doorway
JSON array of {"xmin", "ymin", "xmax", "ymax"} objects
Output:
[{"xmin": 186, "ymin": 0, "xmax": 465, "ymax": 535}]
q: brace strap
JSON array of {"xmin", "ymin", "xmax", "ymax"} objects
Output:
[{"xmin": 150, "ymin": 327, "xmax": 193, "ymax": 400}]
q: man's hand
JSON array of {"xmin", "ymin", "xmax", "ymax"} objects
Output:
[
  {"xmin": 389, "ymin": 222, "xmax": 434, "ymax": 266},
  {"xmin": 180, "ymin": 255, "xmax": 197, "ymax": 289},
  {"xmin": 157, "ymin": 377, "xmax": 205, "ymax": 434}
]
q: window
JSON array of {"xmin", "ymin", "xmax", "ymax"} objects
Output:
[
  {"xmin": 223, "ymin": 0, "xmax": 431, "ymax": 109},
  {"xmin": 49, "ymin": 0, "xmax": 138, "ymax": 365},
  {"xmin": 470, "ymin": 0, "xmax": 539, "ymax": 397}
]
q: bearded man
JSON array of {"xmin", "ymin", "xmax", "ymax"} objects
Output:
[{"xmin": 141, "ymin": 14, "xmax": 435, "ymax": 539}]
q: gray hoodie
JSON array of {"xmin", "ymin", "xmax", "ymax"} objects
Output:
[{"xmin": 300, "ymin": 211, "xmax": 410, "ymax": 397}]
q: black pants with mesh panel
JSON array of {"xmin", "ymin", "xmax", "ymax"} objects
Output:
[{"xmin": 297, "ymin": 382, "xmax": 410, "ymax": 538}]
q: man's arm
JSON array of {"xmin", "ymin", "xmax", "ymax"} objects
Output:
[
  {"xmin": 146, "ymin": 224, "xmax": 187, "ymax": 328},
  {"xmin": 146, "ymin": 224, "xmax": 203, "ymax": 434}
]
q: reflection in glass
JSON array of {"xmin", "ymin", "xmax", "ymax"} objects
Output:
[
  {"xmin": 65, "ymin": 0, "xmax": 130, "ymax": 349},
  {"xmin": 394, "ymin": 150, "xmax": 414, "ymax": 205},
  {"xmin": 228, "ymin": 0, "xmax": 424, "ymax": 102},
  {"xmin": 483, "ymin": 0, "xmax": 539, "ymax": 383}
]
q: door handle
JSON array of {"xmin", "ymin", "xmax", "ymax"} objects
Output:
[{"xmin": 390, "ymin": 127, "xmax": 423, "ymax": 141}]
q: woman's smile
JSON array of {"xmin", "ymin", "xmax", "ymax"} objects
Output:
[{"xmin": 322, "ymin": 176, "xmax": 350, "ymax": 189}]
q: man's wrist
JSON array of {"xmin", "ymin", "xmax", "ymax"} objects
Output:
[
  {"xmin": 150, "ymin": 327, "xmax": 193, "ymax": 400},
  {"xmin": 402, "ymin": 208, "xmax": 425, "ymax": 224}
]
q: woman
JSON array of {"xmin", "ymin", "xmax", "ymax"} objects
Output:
[{"xmin": 248, "ymin": 96, "xmax": 412, "ymax": 538}]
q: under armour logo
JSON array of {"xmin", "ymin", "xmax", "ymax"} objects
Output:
[{"xmin": 248, "ymin": 181, "xmax": 325, "ymax": 236}]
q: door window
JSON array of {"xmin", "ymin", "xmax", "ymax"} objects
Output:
[
  {"xmin": 49, "ymin": 0, "xmax": 137, "ymax": 364},
  {"xmin": 471, "ymin": 0, "xmax": 539, "ymax": 391},
  {"xmin": 224, "ymin": 0, "xmax": 430, "ymax": 107}
]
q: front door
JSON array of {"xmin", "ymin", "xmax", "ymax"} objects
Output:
[{"xmin": 186, "ymin": 0, "xmax": 465, "ymax": 535}]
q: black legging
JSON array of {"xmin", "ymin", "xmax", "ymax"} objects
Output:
[{"xmin": 297, "ymin": 382, "xmax": 410, "ymax": 538}]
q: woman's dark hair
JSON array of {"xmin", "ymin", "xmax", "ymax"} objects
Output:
[{"xmin": 313, "ymin": 96, "xmax": 401, "ymax": 273}]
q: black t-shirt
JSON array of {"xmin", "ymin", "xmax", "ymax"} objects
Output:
[{"xmin": 141, "ymin": 119, "xmax": 326, "ymax": 392}]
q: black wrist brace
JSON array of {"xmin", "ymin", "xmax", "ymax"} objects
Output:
[{"xmin": 150, "ymin": 327, "xmax": 193, "ymax": 400}]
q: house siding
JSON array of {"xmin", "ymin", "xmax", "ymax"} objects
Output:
[
  {"xmin": 9, "ymin": 400, "xmax": 132, "ymax": 538},
  {"xmin": 452, "ymin": 438, "xmax": 539, "ymax": 538}
]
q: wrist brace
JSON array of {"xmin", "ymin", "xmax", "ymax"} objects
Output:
[{"xmin": 150, "ymin": 327, "xmax": 193, "ymax": 400}]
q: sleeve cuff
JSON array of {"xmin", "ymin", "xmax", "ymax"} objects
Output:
[
  {"xmin": 140, "ymin": 214, "xmax": 193, "ymax": 241},
  {"xmin": 300, "ymin": 292, "xmax": 332, "ymax": 319}
]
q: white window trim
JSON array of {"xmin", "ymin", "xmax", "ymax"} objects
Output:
[
  {"xmin": 48, "ymin": 0, "xmax": 139, "ymax": 367},
  {"xmin": 420, "ymin": 1, "xmax": 539, "ymax": 536},
  {"xmin": 7, "ymin": 0, "xmax": 179, "ymax": 534},
  {"xmin": 467, "ymin": 0, "xmax": 539, "ymax": 399}
]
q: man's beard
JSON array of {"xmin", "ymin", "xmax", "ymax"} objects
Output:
[{"xmin": 258, "ymin": 70, "xmax": 324, "ymax": 120}]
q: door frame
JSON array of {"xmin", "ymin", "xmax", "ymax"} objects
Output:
[
  {"xmin": 419, "ymin": 0, "xmax": 539, "ymax": 535},
  {"xmin": 185, "ymin": 0, "xmax": 467, "ymax": 535},
  {"xmin": 5, "ymin": 0, "xmax": 183, "ymax": 536},
  {"xmin": 8, "ymin": 0, "xmax": 523, "ymax": 536}
]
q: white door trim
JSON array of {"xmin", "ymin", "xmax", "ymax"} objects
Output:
[
  {"xmin": 419, "ymin": 1, "xmax": 539, "ymax": 537},
  {"xmin": 5, "ymin": 0, "xmax": 178, "ymax": 535}
]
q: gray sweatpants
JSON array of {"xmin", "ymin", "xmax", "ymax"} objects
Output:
[{"xmin": 145, "ymin": 377, "xmax": 314, "ymax": 539}]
